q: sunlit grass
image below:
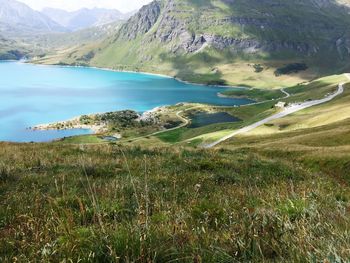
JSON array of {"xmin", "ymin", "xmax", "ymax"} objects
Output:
[{"xmin": 0, "ymin": 143, "xmax": 349, "ymax": 262}]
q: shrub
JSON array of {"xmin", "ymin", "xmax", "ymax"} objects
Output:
[
  {"xmin": 253, "ymin": 64, "xmax": 264, "ymax": 73},
  {"xmin": 275, "ymin": 63, "xmax": 308, "ymax": 76}
]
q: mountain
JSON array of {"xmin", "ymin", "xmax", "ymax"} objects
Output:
[
  {"xmin": 48, "ymin": 0, "xmax": 350, "ymax": 87},
  {"xmin": 42, "ymin": 7, "xmax": 128, "ymax": 31},
  {"xmin": 29, "ymin": 21, "xmax": 123, "ymax": 52},
  {"xmin": 0, "ymin": 0, "xmax": 66, "ymax": 37},
  {"xmin": 0, "ymin": 35, "xmax": 26, "ymax": 59}
]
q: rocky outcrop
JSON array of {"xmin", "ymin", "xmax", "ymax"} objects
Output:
[
  {"xmin": 335, "ymin": 36, "xmax": 350, "ymax": 59},
  {"xmin": 158, "ymin": 31, "xmax": 319, "ymax": 55},
  {"xmin": 118, "ymin": 0, "xmax": 343, "ymax": 55},
  {"xmin": 99, "ymin": 0, "xmax": 350, "ymax": 66},
  {"xmin": 117, "ymin": 0, "xmax": 161, "ymax": 40}
]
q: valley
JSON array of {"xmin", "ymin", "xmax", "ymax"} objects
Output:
[{"xmin": 1, "ymin": 0, "xmax": 350, "ymax": 262}]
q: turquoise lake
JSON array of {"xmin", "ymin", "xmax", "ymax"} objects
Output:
[{"xmin": 0, "ymin": 62, "xmax": 252, "ymax": 142}]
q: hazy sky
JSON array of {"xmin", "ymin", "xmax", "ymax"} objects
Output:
[{"xmin": 17, "ymin": 0, "xmax": 152, "ymax": 13}]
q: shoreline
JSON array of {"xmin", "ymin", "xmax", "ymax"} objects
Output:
[
  {"xmin": 3, "ymin": 60, "xmax": 255, "ymax": 139},
  {"xmin": 217, "ymin": 92, "xmax": 248, "ymax": 99},
  {"xmin": 22, "ymin": 59, "xmax": 248, "ymax": 89},
  {"xmin": 30, "ymin": 106, "xmax": 167, "ymax": 135},
  {"xmin": 31, "ymin": 116, "xmax": 108, "ymax": 134}
]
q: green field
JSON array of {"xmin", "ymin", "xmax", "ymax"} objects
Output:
[
  {"xmin": 1, "ymin": 142, "xmax": 349, "ymax": 262},
  {"xmin": 58, "ymin": 135, "xmax": 106, "ymax": 144},
  {"xmin": 220, "ymin": 88, "xmax": 285, "ymax": 101}
]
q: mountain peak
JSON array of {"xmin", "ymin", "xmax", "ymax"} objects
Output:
[
  {"xmin": 42, "ymin": 6, "xmax": 127, "ymax": 31},
  {"xmin": 0, "ymin": 0, "xmax": 67, "ymax": 36},
  {"xmin": 118, "ymin": 0, "xmax": 162, "ymax": 40}
]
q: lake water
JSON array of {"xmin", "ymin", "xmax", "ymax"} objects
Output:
[{"xmin": 0, "ymin": 62, "xmax": 251, "ymax": 142}]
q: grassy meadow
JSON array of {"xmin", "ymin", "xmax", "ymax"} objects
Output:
[{"xmin": 1, "ymin": 143, "xmax": 350, "ymax": 262}]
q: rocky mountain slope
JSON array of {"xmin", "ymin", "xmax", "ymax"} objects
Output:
[
  {"xmin": 42, "ymin": 7, "xmax": 128, "ymax": 31},
  {"xmin": 48, "ymin": 0, "xmax": 350, "ymax": 87},
  {"xmin": 0, "ymin": 35, "xmax": 26, "ymax": 59},
  {"xmin": 0, "ymin": 0, "xmax": 66, "ymax": 37}
]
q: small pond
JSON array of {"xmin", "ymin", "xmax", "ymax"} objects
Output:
[{"xmin": 188, "ymin": 112, "xmax": 241, "ymax": 128}]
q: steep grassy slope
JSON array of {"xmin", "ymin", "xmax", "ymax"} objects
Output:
[
  {"xmin": 221, "ymin": 97, "xmax": 350, "ymax": 180},
  {"xmin": 239, "ymin": 80, "xmax": 350, "ymax": 136},
  {"xmin": 223, "ymin": 117, "xmax": 350, "ymax": 178},
  {"xmin": 220, "ymin": 84, "xmax": 350, "ymax": 176},
  {"xmin": 206, "ymin": 81, "xmax": 350, "ymax": 177},
  {"xmin": 0, "ymin": 143, "xmax": 349, "ymax": 262},
  {"xmin": 43, "ymin": 0, "xmax": 350, "ymax": 88}
]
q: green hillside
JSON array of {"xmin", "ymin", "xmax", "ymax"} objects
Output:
[
  {"xmin": 221, "ymin": 86, "xmax": 350, "ymax": 179},
  {"xmin": 38, "ymin": 0, "xmax": 350, "ymax": 88},
  {"xmin": 27, "ymin": 21, "xmax": 123, "ymax": 50},
  {"xmin": 0, "ymin": 20, "xmax": 123, "ymax": 63}
]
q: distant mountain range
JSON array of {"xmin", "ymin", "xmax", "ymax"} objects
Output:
[
  {"xmin": 50, "ymin": 0, "xmax": 350, "ymax": 87},
  {"xmin": 41, "ymin": 7, "xmax": 131, "ymax": 31},
  {"xmin": 0, "ymin": 0, "xmax": 131, "ymax": 37},
  {"xmin": 4, "ymin": 0, "xmax": 350, "ymax": 88},
  {"xmin": 0, "ymin": 0, "xmax": 66, "ymax": 36},
  {"xmin": 0, "ymin": 33, "xmax": 32, "ymax": 60},
  {"xmin": 0, "ymin": 0, "xmax": 132, "ymax": 60}
]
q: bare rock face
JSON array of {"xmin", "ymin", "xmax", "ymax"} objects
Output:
[
  {"xmin": 335, "ymin": 36, "xmax": 350, "ymax": 59},
  {"xmin": 152, "ymin": 0, "xmax": 189, "ymax": 45},
  {"xmin": 118, "ymin": 0, "xmax": 161, "ymax": 40},
  {"xmin": 111, "ymin": 0, "xmax": 350, "ymax": 59},
  {"xmin": 162, "ymin": 31, "xmax": 318, "ymax": 56}
]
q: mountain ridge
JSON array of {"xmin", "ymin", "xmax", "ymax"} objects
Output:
[
  {"xmin": 44, "ymin": 0, "xmax": 350, "ymax": 88},
  {"xmin": 42, "ymin": 7, "xmax": 129, "ymax": 31},
  {"xmin": 113, "ymin": 0, "xmax": 350, "ymax": 58}
]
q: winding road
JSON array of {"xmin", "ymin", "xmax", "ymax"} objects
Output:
[
  {"xmin": 127, "ymin": 107, "xmax": 197, "ymax": 143},
  {"xmin": 204, "ymin": 77, "xmax": 348, "ymax": 148},
  {"xmin": 281, "ymin": 88, "xmax": 290, "ymax": 98}
]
